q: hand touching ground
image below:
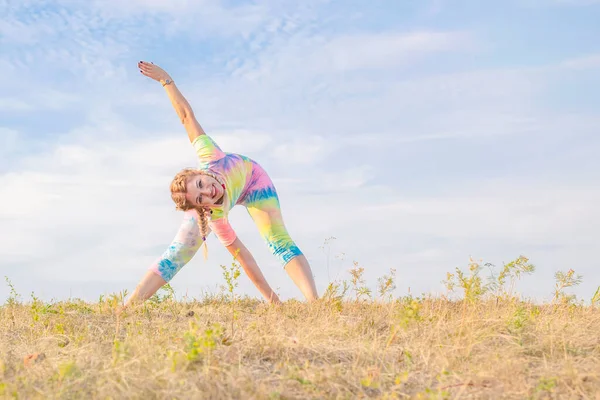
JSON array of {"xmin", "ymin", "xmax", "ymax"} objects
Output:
[{"xmin": 138, "ymin": 61, "xmax": 171, "ymax": 83}]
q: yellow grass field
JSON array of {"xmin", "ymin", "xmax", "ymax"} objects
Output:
[{"xmin": 1, "ymin": 256, "xmax": 599, "ymax": 399}]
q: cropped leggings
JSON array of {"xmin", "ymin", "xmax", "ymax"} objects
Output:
[{"xmin": 149, "ymin": 168, "xmax": 303, "ymax": 282}]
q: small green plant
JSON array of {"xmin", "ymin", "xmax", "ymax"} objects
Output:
[
  {"xmin": 221, "ymin": 258, "xmax": 242, "ymax": 300},
  {"xmin": 507, "ymin": 304, "xmax": 528, "ymax": 337},
  {"xmin": 4, "ymin": 277, "xmax": 20, "ymax": 306},
  {"xmin": 108, "ymin": 289, "xmax": 129, "ymax": 310},
  {"xmin": 386, "ymin": 299, "xmax": 422, "ymax": 347},
  {"xmin": 360, "ymin": 371, "xmax": 380, "ymax": 390},
  {"xmin": 220, "ymin": 253, "xmax": 242, "ymax": 336},
  {"xmin": 443, "ymin": 257, "xmax": 491, "ymax": 303},
  {"xmin": 349, "ymin": 261, "xmax": 371, "ymax": 301},
  {"xmin": 54, "ymin": 323, "xmax": 66, "ymax": 335},
  {"xmin": 112, "ymin": 339, "xmax": 128, "ymax": 365},
  {"xmin": 29, "ymin": 292, "xmax": 56, "ymax": 323},
  {"xmin": 56, "ymin": 361, "xmax": 80, "ymax": 382},
  {"xmin": 494, "ymin": 255, "xmax": 536, "ymax": 297},
  {"xmin": 442, "ymin": 272, "xmax": 456, "ymax": 294},
  {"xmin": 322, "ymin": 280, "xmax": 349, "ymax": 312},
  {"xmin": 533, "ymin": 376, "xmax": 557, "ymax": 396},
  {"xmin": 377, "ymin": 268, "xmax": 397, "ymax": 301},
  {"xmin": 183, "ymin": 321, "xmax": 224, "ymax": 366},
  {"xmin": 397, "ymin": 298, "xmax": 422, "ymax": 329},
  {"xmin": 393, "ymin": 371, "xmax": 410, "ymax": 386},
  {"xmin": 552, "ymin": 269, "xmax": 582, "ymax": 304},
  {"xmin": 30, "ymin": 292, "xmax": 43, "ymax": 322}
]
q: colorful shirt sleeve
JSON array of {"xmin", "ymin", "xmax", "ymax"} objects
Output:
[
  {"xmin": 149, "ymin": 210, "xmax": 205, "ymax": 282},
  {"xmin": 208, "ymin": 217, "xmax": 237, "ymax": 247},
  {"xmin": 192, "ymin": 135, "xmax": 226, "ymax": 163}
]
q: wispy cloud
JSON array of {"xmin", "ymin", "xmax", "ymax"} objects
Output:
[
  {"xmin": 0, "ymin": 98, "xmax": 33, "ymax": 112},
  {"xmin": 560, "ymin": 53, "xmax": 600, "ymax": 69},
  {"xmin": 315, "ymin": 31, "xmax": 474, "ymax": 72},
  {"xmin": 229, "ymin": 30, "xmax": 474, "ymax": 84}
]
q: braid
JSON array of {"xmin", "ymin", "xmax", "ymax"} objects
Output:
[{"xmin": 196, "ymin": 207, "xmax": 209, "ymax": 260}]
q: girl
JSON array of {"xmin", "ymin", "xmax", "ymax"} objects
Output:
[{"xmin": 123, "ymin": 61, "xmax": 319, "ymax": 309}]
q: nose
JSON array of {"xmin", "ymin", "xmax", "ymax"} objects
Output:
[{"xmin": 200, "ymin": 186, "xmax": 211, "ymax": 196}]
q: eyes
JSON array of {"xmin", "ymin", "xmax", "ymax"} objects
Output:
[{"xmin": 196, "ymin": 178, "xmax": 202, "ymax": 205}]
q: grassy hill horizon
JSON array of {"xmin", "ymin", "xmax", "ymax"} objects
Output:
[{"xmin": 1, "ymin": 255, "xmax": 599, "ymax": 399}]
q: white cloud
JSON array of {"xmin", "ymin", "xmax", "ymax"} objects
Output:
[
  {"xmin": 560, "ymin": 54, "xmax": 600, "ymax": 69},
  {"xmin": 0, "ymin": 18, "xmax": 54, "ymax": 44},
  {"xmin": 320, "ymin": 165, "xmax": 375, "ymax": 191},
  {"xmin": 366, "ymin": 183, "xmax": 600, "ymax": 246},
  {"xmin": 321, "ymin": 31, "xmax": 474, "ymax": 72},
  {"xmin": 210, "ymin": 130, "xmax": 274, "ymax": 156},
  {"xmin": 69, "ymin": 0, "xmax": 283, "ymax": 42},
  {"xmin": 0, "ymin": 98, "xmax": 33, "ymax": 111},
  {"xmin": 230, "ymin": 30, "xmax": 474, "ymax": 84},
  {"xmin": 271, "ymin": 136, "xmax": 332, "ymax": 165}
]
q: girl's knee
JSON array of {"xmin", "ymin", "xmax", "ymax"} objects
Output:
[{"xmin": 273, "ymin": 243, "xmax": 303, "ymax": 268}]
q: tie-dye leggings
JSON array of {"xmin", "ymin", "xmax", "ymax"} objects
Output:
[{"xmin": 149, "ymin": 165, "xmax": 303, "ymax": 282}]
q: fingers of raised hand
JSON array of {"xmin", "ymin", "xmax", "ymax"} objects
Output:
[
  {"xmin": 138, "ymin": 61, "xmax": 154, "ymax": 72},
  {"xmin": 138, "ymin": 61, "xmax": 168, "ymax": 82}
]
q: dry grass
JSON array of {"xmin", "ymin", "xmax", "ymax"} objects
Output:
[{"xmin": 1, "ymin": 261, "xmax": 600, "ymax": 399}]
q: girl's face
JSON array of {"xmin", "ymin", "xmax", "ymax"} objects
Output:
[{"xmin": 185, "ymin": 174, "xmax": 224, "ymax": 207}]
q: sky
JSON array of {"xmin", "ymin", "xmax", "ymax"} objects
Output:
[{"xmin": 1, "ymin": 0, "xmax": 599, "ymax": 304}]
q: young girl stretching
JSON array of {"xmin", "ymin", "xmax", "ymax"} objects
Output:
[{"xmin": 123, "ymin": 61, "xmax": 319, "ymax": 308}]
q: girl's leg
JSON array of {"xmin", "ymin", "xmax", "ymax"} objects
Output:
[
  {"xmin": 282, "ymin": 255, "xmax": 318, "ymax": 302},
  {"xmin": 245, "ymin": 188, "xmax": 318, "ymax": 302},
  {"xmin": 124, "ymin": 270, "xmax": 167, "ymax": 309},
  {"xmin": 124, "ymin": 209, "xmax": 204, "ymax": 308}
]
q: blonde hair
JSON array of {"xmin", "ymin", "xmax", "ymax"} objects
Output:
[{"xmin": 170, "ymin": 168, "xmax": 224, "ymax": 260}]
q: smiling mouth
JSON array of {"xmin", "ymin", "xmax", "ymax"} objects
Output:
[{"xmin": 211, "ymin": 184, "xmax": 216, "ymax": 199}]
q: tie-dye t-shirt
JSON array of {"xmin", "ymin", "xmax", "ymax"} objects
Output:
[
  {"xmin": 192, "ymin": 134, "xmax": 254, "ymax": 246},
  {"xmin": 149, "ymin": 134, "xmax": 304, "ymax": 282}
]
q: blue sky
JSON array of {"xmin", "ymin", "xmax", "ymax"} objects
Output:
[{"xmin": 1, "ymin": 0, "xmax": 599, "ymax": 303}]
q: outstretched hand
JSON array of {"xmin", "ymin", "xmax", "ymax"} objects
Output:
[{"xmin": 138, "ymin": 61, "xmax": 171, "ymax": 83}]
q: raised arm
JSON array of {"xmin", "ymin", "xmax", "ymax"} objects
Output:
[{"xmin": 138, "ymin": 61, "xmax": 205, "ymax": 143}]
